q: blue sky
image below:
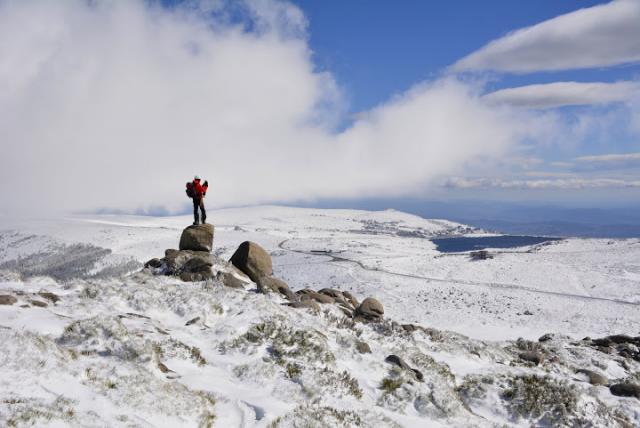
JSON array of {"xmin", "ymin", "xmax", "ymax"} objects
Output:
[
  {"xmin": 294, "ymin": 0, "xmax": 610, "ymax": 113},
  {"xmin": 291, "ymin": 0, "xmax": 640, "ymax": 205}
]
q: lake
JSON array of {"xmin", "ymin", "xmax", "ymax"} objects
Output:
[{"xmin": 431, "ymin": 235, "xmax": 562, "ymax": 253}]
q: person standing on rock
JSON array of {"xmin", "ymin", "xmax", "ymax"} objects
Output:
[{"xmin": 187, "ymin": 175, "xmax": 208, "ymax": 225}]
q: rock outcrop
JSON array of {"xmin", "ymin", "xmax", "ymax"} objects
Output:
[
  {"xmin": 230, "ymin": 241, "xmax": 273, "ymax": 282},
  {"xmin": 354, "ymin": 297, "xmax": 384, "ymax": 322},
  {"xmin": 179, "ymin": 224, "xmax": 214, "ymax": 252}
]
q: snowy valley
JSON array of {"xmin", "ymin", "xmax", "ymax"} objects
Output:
[{"xmin": 0, "ymin": 206, "xmax": 639, "ymax": 427}]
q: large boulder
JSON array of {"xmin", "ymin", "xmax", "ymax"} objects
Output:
[
  {"xmin": 354, "ymin": 297, "xmax": 384, "ymax": 322},
  {"xmin": 178, "ymin": 256, "xmax": 214, "ymax": 282},
  {"xmin": 163, "ymin": 249, "xmax": 212, "ymax": 275},
  {"xmin": 230, "ymin": 241, "xmax": 273, "ymax": 282},
  {"xmin": 179, "ymin": 224, "xmax": 214, "ymax": 252}
]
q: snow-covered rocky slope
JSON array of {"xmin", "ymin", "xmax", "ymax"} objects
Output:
[{"xmin": 0, "ymin": 206, "xmax": 638, "ymax": 427}]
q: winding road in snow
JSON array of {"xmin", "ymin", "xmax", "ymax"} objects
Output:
[{"xmin": 277, "ymin": 239, "xmax": 640, "ymax": 307}]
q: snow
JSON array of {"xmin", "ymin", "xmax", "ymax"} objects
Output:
[{"xmin": 0, "ymin": 205, "xmax": 639, "ymax": 427}]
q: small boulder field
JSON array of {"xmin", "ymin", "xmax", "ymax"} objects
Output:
[{"xmin": 144, "ymin": 223, "xmax": 386, "ymax": 323}]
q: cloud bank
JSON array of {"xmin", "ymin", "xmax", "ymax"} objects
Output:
[
  {"xmin": 0, "ymin": 0, "xmax": 536, "ymax": 215},
  {"xmin": 452, "ymin": 0, "xmax": 640, "ymax": 73},
  {"xmin": 443, "ymin": 176, "xmax": 640, "ymax": 190},
  {"xmin": 484, "ymin": 81, "xmax": 640, "ymax": 109}
]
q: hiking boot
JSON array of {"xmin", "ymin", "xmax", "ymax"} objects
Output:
[{"xmin": 193, "ymin": 221, "xmax": 199, "ymax": 226}]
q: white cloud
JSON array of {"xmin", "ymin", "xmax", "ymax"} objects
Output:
[
  {"xmin": 442, "ymin": 176, "xmax": 640, "ymax": 190},
  {"xmin": 452, "ymin": 0, "xmax": 640, "ymax": 73},
  {"xmin": 0, "ymin": 0, "xmax": 540, "ymax": 215},
  {"xmin": 575, "ymin": 152, "xmax": 640, "ymax": 163},
  {"xmin": 572, "ymin": 152, "xmax": 640, "ymax": 170},
  {"xmin": 484, "ymin": 81, "xmax": 640, "ymax": 109}
]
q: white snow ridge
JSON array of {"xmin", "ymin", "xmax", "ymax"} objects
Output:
[{"xmin": 0, "ymin": 206, "xmax": 639, "ymax": 427}]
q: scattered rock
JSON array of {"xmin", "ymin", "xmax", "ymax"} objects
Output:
[
  {"xmin": 286, "ymin": 300, "xmax": 320, "ymax": 311},
  {"xmin": 144, "ymin": 258, "xmax": 163, "ymax": 269},
  {"xmin": 470, "ymin": 250, "xmax": 493, "ymax": 260},
  {"xmin": 318, "ymin": 289, "xmax": 353, "ymax": 308},
  {"xmin": 300, "ymin": 291, "xmax": 334, "ymax": 304},
  {"xmin": 216, "ymin": 271, "xmax": 246, "ymax": 289},
  {"xmin": 230, "ymin": 241, "xmax": 273, "ymax": 282},
  {"xmin": 576, "ymin": 369, "xmax": 608, "ymax": 386},
  {"xmin": 179, "ymin": 224, "xmax": 214, "ymax": 252},
  {"xmin": 185, "ymin": 316, "xmax": 200, "ymax": 326},
  {"xmin": 157, "ymin": 362, "xmax": 173, "ymax": 373},
  {"xmin": 609, "ymin": 383, "xmax": 640, "ymax": 399},
  {"xmin": 338, "ymin": 306, "xmax": 354, "ymax": 317},
  {"xmin": 592, "ymin": 334, "xmax": 639, "ymax": 347},
  {"xmin": 342, "ymin": 291, "xmax": 359, "ymax": 308},
  {"xmin": 401, "ymin": 324, "xmax": 420, "ymax": 333},
  {"xmin": 38, "ymin": 291, "xmax": 60, "ymax": 304},
  {"xmin": 385, "ymin": 354, "xmax": 423, "ymax": 381},
  {"xmin": 29, "ymin": 299, "xmax": 48, "ymax": 308},
  {"xmin": 355, "ymin": 341, "xmax": 371, "ymax": 354},
  {"xmin": 257, "ymin": 276, "xmax": 294, "ymax": 299},
  {"xmin": 523, "ymin": 310, "xmax": 534, "ymax": 316},
  {"xmin": 518, "ymin": 351, "xmax": 544, "ymax": 365},
  {"xmin": 538, "ymin": 333, "xmax": 554, "ymax": 342},
  {"xmin": 0, "ymin": 295, "xmax": 17, "ymax": 305},
  {"xmin": 354, "ymin": 297, "xmax": 384, "ymax": 322}
]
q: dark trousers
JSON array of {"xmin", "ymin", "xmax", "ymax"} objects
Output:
[{"xmin": 193, "ymin": 198, "xmax": 206, "ymax": 224}]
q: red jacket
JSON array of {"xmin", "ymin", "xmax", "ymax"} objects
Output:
[{"xmin": 193, "ymin": 180, "xmax": 208, "ymax": 198}]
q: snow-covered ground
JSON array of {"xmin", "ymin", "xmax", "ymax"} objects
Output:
[{"xmin": 0, "ymin": 206, "xmax": 638, "ymax": 427}]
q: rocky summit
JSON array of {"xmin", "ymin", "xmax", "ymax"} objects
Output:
[{"xmin": 179, "ymin": 223, "xmax": 214, "ymax": 252}]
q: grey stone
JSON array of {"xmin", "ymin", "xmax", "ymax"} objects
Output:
[
  {"xmin": 355, "ymin": 297, "xmax": 384, "ymax": 322},
  {"xmin": 144, "ymin": 258, "xmax": 163, "ymax": 269},
  {"xmin": 230, "ymin": 241, "xmax": 273, "ymax": 282},
  {"xmin": 355, "ymin": 341, "xmax": 371, "ymax": 354},
  {"xmin": 286, "ymin": 300, "xmax": 320, "ymax": 311},
  {"xmin": 29, "ymin": 300, "xmax": 48, "ymax": 308},
  {"xmin": 0, "ymin": 295, "xmax": 17, "ymax": 305},
  {"xmin": 538, "ymin": 333, "xmax": 554, "ymax": 342},
  {"xmin": 164, "ymin": 249, "xmax": 212, "ymax": 275},
  {"xmin": 342, "ymin": 291, "xmax": 359, "ymax": 308},
  {"xmin": 385, "ymin": 354, "xmax": 423, "ymax": 381},
  {"xmin": 185, "ymin": 316, "xmax": 200, "ymax": 326},
  {"xmin": 609, "ymin": 383, "xmax": 640, "ymax": 399},
  {"xmin": 257, "ymin": 276, "xmax": 293, "ymax": 299},
  {"xmin": 38, "ymin": 291, "xmax": 60, "ymax": 304},
  {"xmin": 216, "ymin": 271, "xmax": 246, "ymax": 289},
  {"xmin": 179, "ymin": 224, "xmax": 214, "ymax": 252},
  {"xmin": 576, "ymin": 369, "xmax": 608, "ymax": 386},
  {"xmin": 518, "ymin": 351, "xmax": 544, "ymax": 365},
  {"xmin": 300, "ymin": 291, "xmax": 334, "ymax": 304}
]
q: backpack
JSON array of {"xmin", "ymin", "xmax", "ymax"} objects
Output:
[{"xmin": 185, "ymin": 182, "xmax": 195, "ymax": 198}]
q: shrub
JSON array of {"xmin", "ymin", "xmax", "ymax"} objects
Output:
[{"xmin": 501, "ymin": 375, "xmax": 577, "ymax": 426}]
